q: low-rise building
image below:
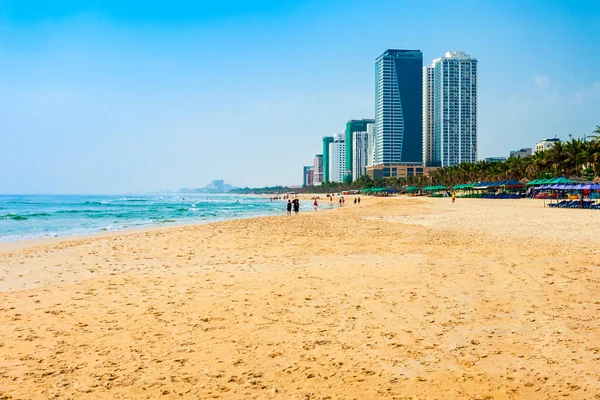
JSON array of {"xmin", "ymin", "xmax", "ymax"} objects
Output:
[
  {"xmin": 509, "ymin": 148, "xmax": 532, "ymax": 158},
  {"xmin": 484, "ymin": 157, "xmax": 507, "ymax": 163},
  {"xmin": 366, "ymin": 164, "xmax": 438, "ymax": 180},
  {"xmin": 535, "ymin": 138, "xmax": 560, "ymax": 153}
]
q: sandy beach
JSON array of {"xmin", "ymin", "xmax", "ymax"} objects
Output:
[{"xmin": 0, "ymin": 196, "xmax": 599, "ymax": 399}]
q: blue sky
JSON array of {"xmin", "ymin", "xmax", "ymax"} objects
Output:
[{"xmin": 1, "ymin": 0, "xmax": 599, "ymax": 193}]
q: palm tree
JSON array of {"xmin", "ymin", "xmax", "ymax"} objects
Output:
[
  {"xmin": 586, "ymin": 141, "xmax": 600, "ymax": 177},
  {"xmin": 547, "ymin": 141, "xmax": 569, "ymax": 176},
  {"xmin": 564, "ymin": 138, "xmax": 586, "ymax": 177},
  {"xmin": 590, "ymin": 125, "xmax": 600, "ymax": 142}
]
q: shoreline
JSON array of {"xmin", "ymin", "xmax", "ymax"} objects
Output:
[{"xmin": 0, "ymin": 194, "xmax": 344, "ymax": 252}]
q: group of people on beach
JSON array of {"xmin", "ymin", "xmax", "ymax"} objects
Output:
[
  {"xmin": 286, "ymin": 198, "xmax": 300, "ymax": 215},
  {"xmin": 286, "ymin": 195, "xmax": 362, "ymax": 214}
]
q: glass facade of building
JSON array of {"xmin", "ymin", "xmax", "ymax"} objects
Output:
[
  {"xmin": 374, "ymin": 49, "xmax": 423, "ymax": 165},
  {"xmin": 303, "ymin": 165, "xmax": 312, "ymax": 187},
  {"xmin": 322, "ymin": 136, "xmax": 334, "ymax": 183}
]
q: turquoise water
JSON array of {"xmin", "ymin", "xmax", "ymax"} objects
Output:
[{"xmin": 0, "ymin": 194, "xmax": 293, "ymax": 243}]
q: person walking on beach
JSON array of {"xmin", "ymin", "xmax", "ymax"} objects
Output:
[
  {"xmin": 358, "ymin": 197, "xmax": 361, "ymax": 204},
  {"xmin": 286, "ymin": 200, "xmax": 292, "ymax": 215},
  {"xmin": 313, "ymin": 198, "xmax": 318, "ymax": 212},
  {"xmin": 353, "ymin": 197, "xmax": 357, "ymax": 205},
  {"xmin": 293, "ymin": 199, "xmax": 299, "ymax": 214},
  {"xmin": 452, "ymin": 192, "xmax": 456, "ymax": 203}
]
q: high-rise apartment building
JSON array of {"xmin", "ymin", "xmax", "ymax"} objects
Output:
[
  {"xmin": 328, "ymin": 134, "xmax": 346, "ymax": 183},
  {"xmin": 374, "ymin": 49, "xmax": 423, "ymax": 165},
  {"xmin": 422, "ymin": 66, "xmax": 435, "ymax": 166},
  {"xmin": 322, "ymin": 136, "xmax": 334, "ymax": 184},
  {"xmin": 345, "ymin": 119, "xmax": 375, "ymax": 182},
  {"xmin": 366, "ymin": 122, "xmax": 376, "ymax": 168},
  {"xmin": 424, "ymin": 51, "xmax": 478, "ymax": 167},
  {"xmin": 313, "ymin": 154, "xmax": 323, "ymax": 185},
  {"xmin": 352, "ymin": 131, "xmax": 370, "ymax": 180}
]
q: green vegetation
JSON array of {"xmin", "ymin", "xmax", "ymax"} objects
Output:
[
  {"xmin": 425, "ymin": 136, "xmax": 600, "ymax": 187},
  {"xmin": 231, "ymin": 128, "xmax": 600, "ymax": 194}
]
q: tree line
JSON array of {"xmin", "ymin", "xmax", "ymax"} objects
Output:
[{"xmin": 231, "ymin": 126, "xmax": 600, "ymax": 194}]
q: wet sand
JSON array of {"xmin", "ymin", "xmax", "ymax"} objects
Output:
[{"xmin": 1, "ymin": 196, "xmax": 599, "ymax": 399}]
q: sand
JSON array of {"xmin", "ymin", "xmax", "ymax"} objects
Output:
[{"xmin": 0, "ymin": 196, "xmax": 599, "ymax": 399}]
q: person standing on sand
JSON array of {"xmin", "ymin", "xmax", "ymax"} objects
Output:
[
  {"xmin": 286, "ymin": 200, "xmax": 292, "ymax": 215},
  {"xmin": 358, "ymin": 197, "xmax": 361, "ymax": 204},
  {"xmin": 313, "ymin": 198, "xmax": 318, "ymax": 212},
  {"xmin": 354, "ymin": 197, "xmax": 357, "ymax": 205},
  {"xmin": 452, "ymin": 192, "xmax": 456, "ymax": 203},
  {"xmin": 293, "ymin": 199, "xmax": 299, "ymax": 214}
]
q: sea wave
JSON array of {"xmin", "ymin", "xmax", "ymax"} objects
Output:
[
  {"xmin": 1, "ymin": 213, "xmax": 28, "ymax": 221},
  {"xmin": 118, "ymin": 198, "xmax": 147, "ymax": 202}
]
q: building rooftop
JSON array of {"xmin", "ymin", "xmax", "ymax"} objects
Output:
[
  {"xmin": 377, "ymin": 49, "xmax": 422, "ymax": 60},
  {"xmin": 432, "ymin": 51, "xmax": 477, "ymax": 64}
]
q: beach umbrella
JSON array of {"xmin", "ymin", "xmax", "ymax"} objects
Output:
[{"xmin": 551, "ymin": 177, "xmax": 575, "ymax": 184}]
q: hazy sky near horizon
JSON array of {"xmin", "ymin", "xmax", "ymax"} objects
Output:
[{"xmin": 1, "ymin": 0, "xmax": 599, "ymax": 194}]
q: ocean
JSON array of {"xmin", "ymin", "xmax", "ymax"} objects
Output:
[{"xmin": 0, "ymin": 194, "xmax": 297, "ymax": 243}]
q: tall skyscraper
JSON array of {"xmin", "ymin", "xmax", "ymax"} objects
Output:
[
  {"xmin": 425, "ymin": 51, "xmax": 478, "ymax": 167},
  {"xmin": 374, "ymin": 49, "xmax": 423, "ymax": 165},
  {"xmin": 345, "ymin": 119, "xmax": 375, "ymax": 182},
  {"xmin": 422, "ymin": 66, "xmax": 435, "ymax": 166},
  {"xmin": 328, "ymin": 133, "xmax": 346, "ymax": 183},
  {"xmin": 352, "ymin": 130, "xmax": 370, "ymax": 180},
  {"xmin": 313, "ymin": 154, "xmax": 323, "ymax": 185},
  {"xmin": 322, "ymin": 136, "xmax": 334, "ymax": 184}
]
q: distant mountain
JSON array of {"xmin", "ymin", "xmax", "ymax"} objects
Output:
[{"xmin": 179, "ymin": 179, "xmax": 237, "ymax": 194}]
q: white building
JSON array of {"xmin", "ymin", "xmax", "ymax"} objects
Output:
[
  {"xmin": 366, "ymin": 122, "xmax": 376, "ymax": 168},
  {"xmin": 535, "ymin": 138, "xmax": 560, "ymax": 153},
  {"xmin": 328, "ymin": 133, "xmax": 346, "ymax": 183},
  {"xmin": 425, "ymin": 51, "xmax": 478, "ymax": 167},
  {"xmin": 352, "ymin": 130, "xmax": 370, "ymax": 180}
]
